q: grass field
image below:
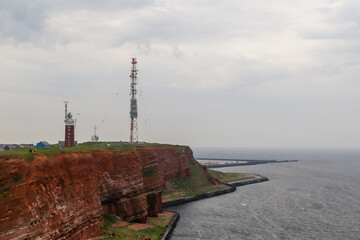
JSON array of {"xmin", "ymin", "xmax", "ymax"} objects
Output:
[
  {"xmin": 0, "ymin": 142, "xmax": 178, "ymax": 163},
  {"xmin": 101, "ymin": 212, "xmax": 175, "ymax": 240},
  {"xmin": 208, "ymin": 169, "xmax": 248, "ymax": 181}
]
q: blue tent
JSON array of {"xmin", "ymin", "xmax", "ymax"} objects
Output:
[{"xmin": 36, "ymin": 141, "xmax": 51, "ymax": 148}]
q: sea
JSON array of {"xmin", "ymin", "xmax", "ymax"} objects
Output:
[{"xmin": 167, "ymin": 147, "xmax": 360, "ymax": 240}]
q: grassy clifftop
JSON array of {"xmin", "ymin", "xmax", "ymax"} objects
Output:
[{"xmin": 0, "ymin": 142, "xmax": 187, "ymax": 163}]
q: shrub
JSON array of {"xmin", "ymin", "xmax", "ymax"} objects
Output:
[
  {"xmin": 142, "ymin": 166, "xmax": 159, "ymax": 177},
  {"xmin": 12, "ymin": 174, "xmax": 22, "ymax": 183}
]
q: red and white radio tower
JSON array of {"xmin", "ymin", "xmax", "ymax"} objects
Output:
[{"xmin": 129, "ymin": 58, "xmax": 138, "ymax": 142}]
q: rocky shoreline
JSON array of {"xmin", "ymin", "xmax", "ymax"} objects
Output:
[
  {"xmin": 163, "ymin": 185, "xmax": 236, "ymax": 208},
  {"xmin": 159, "ymin": 211, "xmax": 180, "ymax": 240},
  {"xmin": 222, "ymin": 173, "xmax": 269, "ymax": 186}
]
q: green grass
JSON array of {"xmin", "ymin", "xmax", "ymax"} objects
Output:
[
  {"xmin": 163, "ymin": 161, "xmax": 226, "ymax": 200},
  {"xmin": 0, "ymin": 185, "xmax": 11, "ymax": 198},
  {"xmin": 0, "ymin": 174, "xmax": 23, "ymax": 199},
  {"xmin": 0, "ymin": 142, "xmax": 174, "ymax": 163},
  {"xmin": 101, "ymin": 214, "xmax": 166, "ymax": 240},
  {"xmin": 142, "ymin": 166, "xmax": 159, "ymax": 177},
  {"xmin": 208, "ymin": 169, "xmax": 248, "ymax": 181},
  {"xmin": 12, "ymin": 174, "xmax": 22, "ymax": 183},
  {"xmin": 22, "ymin": 153, "xmax": 34, "ymax": 163},
  {"xmin": 102, "ymin": 214, "xmax": 117, "ymax": 232},
  {"xmin": 102, "ymin": 225, "xmax": 165, "ymax": 240}
]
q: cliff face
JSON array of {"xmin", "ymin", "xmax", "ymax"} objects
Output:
[{"xmin": 0, "ymin": 145, "xmax": 193, "ymax": 240}]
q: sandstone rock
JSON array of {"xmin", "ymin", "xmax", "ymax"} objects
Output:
[{"xmin": 0, "ymin": 145, "xmax": 194, "ymax": 240}]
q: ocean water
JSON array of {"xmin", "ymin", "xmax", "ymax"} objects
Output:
[{"xmin": 167, "ymin": 148, "xmax": 360, "ymax": 240}]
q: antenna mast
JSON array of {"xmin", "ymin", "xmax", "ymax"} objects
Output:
[
  {"xmin": 91, "ymin": 124, "xmax": 99, "ymax": 142},
  {"xmin": 129, "ymin": 58, "xmax": 138, "ymax": 142},
  {"xmin": 64, "ymin": 101, "xmax": 69, "ymax": 120}
]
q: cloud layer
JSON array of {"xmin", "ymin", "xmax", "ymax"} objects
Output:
[{"xmin": 1, "ymin": 0, "xmax": 360, "ymax": 147}]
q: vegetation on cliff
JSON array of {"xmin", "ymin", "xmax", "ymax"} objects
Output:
[
  {"xmin": 101, "ymin": 211, "xmax": 176, "ymax": 240},
  {"xmin": 162, "ymin": 160, "xmax": 225, "ymax": 201},
  {"xmin": 208, "ymin": 169, "xmax": 248, "ymax": 181},
  {"xmin": 0, "ymin": 142, "xmax": 187, "ymax": 163}
]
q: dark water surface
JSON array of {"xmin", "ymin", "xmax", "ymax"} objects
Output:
[{"xmin": 167, "ymin": 148, "xmax": 360, "ymax": 240}]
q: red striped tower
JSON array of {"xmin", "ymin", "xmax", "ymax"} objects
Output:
[{"xmin": 64, "ymin": 101, "xmax": 76, "ymax": 147}]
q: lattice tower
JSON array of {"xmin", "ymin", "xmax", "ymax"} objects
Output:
[{"xmin": 129, "ymin": 58, "xmax": 138, "ymax": 142}]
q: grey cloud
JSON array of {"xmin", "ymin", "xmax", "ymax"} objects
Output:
[
  {"xmin": 54, "ymin": 0, "xmax": 155, "ymax": 11},
  {"xmin": 172, "ymin": 46, "xmax": 183, "ymax": 59},
  {"xmin": 0, "ymin": 0, "xmax": 49, "ymax": 41},
  {"xmin": 300, "ymin": 25, "xmax": 360, "ymax": 40},
  {"xmin": 327, "ymin": 1, "xmax": 360, "ymax": 24},
  {"xmin": 2, "ymin": 0, "xmax": 360, "ymax": 147},
  {"xmin": 301, "ymin": 1, "xmax": 360, "ymax": 40},
  {"xmin": 0, "ymin": 0, "xmax": 156, "ymax": 44},
  {"xmin": 1, "ymin": 0, "xmax": 291, "ymax": 46}
]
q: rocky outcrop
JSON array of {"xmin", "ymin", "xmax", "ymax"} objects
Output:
[{"xmin": 0, "ymin": 145, "xmax": 194, "ymax": 240}]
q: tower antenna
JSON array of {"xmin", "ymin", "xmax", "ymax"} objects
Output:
[
  {"xmin": 129, "ymin": 58, "xmax": 138, "ymax": 143},
  {"xmin": 91, "ymin": 124, "xmax": 99, "ymax": 142},
  {"xmin": 64, "ymin": 101, "xmax": 69, "ymax": 120}
]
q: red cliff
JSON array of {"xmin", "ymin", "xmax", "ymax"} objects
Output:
[{"xmin": 0, "ymin": 145, "xmax": 196, "ymax": 240}]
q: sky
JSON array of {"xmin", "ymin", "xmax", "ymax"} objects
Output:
[{"xmin": 1, "ymin": 0, "xmax": 360, "ymax": 148}]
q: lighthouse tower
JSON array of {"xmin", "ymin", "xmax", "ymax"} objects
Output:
[{"xmin": 64, "ymin": 101, "xmax": 76, "ymax": 147}]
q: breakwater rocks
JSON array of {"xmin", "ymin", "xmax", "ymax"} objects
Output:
[
  {"xmin": 160, "ymin": 211, "xmax": 180, "ymax": 240},
  {"xmin": 222, "ymin": 174, "xmax": 269, "ymax": 186},
  {"xmin": 204, "ymin": 160, "xmax": 298, "ymax": 168},
  {"xmin": 163, "ymin": 173, "xmax": 268, "ymax": 208}
]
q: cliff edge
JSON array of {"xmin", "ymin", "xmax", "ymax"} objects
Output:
[{"xmin": 0, "ymin": 144, "xmax": 209, "ymax": 240}]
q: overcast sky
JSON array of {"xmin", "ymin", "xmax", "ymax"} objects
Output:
[{"xmin": 1, "ymin": 0, "xmax": 360, "ymax": 148}]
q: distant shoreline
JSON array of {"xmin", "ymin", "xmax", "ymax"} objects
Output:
[
  {"xmin": 163, "ymin": 173, "xmax": 268, "ymax": 207},
  {"xmin": 196, "ymin": 158, "xmax": 298, "ymax": 168}
]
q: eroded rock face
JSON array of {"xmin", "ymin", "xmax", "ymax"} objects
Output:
[{"xmin": 0, "ymin": 146, "xmax": 193, "ymax": 240}]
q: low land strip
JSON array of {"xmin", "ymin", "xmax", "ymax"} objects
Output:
[
  {"xmin": 162, "ymin": 169, "xmax": 268, "ymax": 208},
  {"xmin": 100, "ymin": 211, "xmax": 178, "ymax": 240}
]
